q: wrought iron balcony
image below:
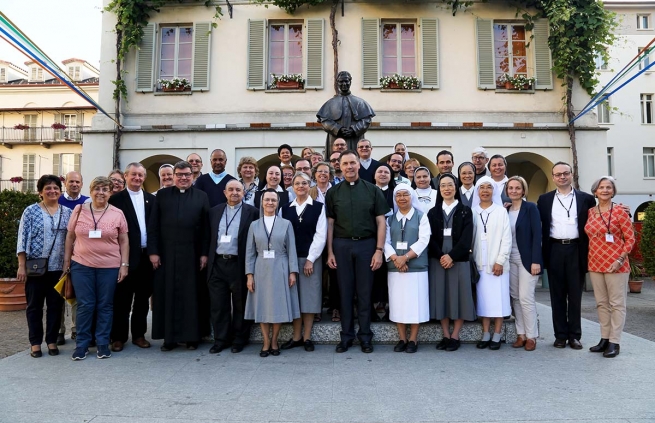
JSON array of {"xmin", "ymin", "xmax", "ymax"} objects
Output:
[{"xmin": 0, "ymin": 126, "xmax": 89, "ymax": 147}]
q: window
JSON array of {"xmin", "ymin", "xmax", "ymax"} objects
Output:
[
  {"xmin": 639, "ymin": 47, "xmax": 652, "ymax": 71},
  {"xmin": 637, "ymin": 14, "xmax": 651, "ymax": 29},
  {"xmin": 268, "ymin": 23, "xmax": 303, "ymax": 85},
  {"xmin": 381, "ymin": 22, "xmax": 416, "ymax": 77},
  {"xmin": 68, "ymin": 66, "xmax": 81, "ymax": 80},
  {"xmin": 597, "ymin": 97, "xmax": 611, "ymax": 123},
  {"xmin": 159, "ymin": 26, "xmax": 193, "ymax": 86},
  {"xmin": 595, "ymin": 52, "xmax": 608, "ymax": 70},
  {"xmin": 644, "ymin": 147, "xmax": 655, "ymax": 177},
  {"xmin": 0, "ymin": 68, "xmax": 5, "ymax": 83},
  {"xmin": 30, "ymin": 67, "xmax": 43, "ymax": 81},
  {"xmin": 22, "ymin": 154, "xmax": 35, "ymax": 192},
  {"xmin": 63, "ymin": 114, "xmax": 78, "ymax": 140},
  {"xmin": 641, "ymin": 94, "xmax": 654, "ymax": 123},
  {"xmin": 607, "ymin": 147, "xmax": 614, "ymax": 176},
  {"xmin": 494, "ymin": 23, "xmax": 527, "ymax": 87},
  {"xmin": 52, "ymin": 153, "xmax": 81, "ymax": 177},
  {"xmin": 23, "ymin": 115, "xmax": 37, "ymax": 141}
]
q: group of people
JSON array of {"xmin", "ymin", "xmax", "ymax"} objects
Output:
[{"xmin": 16, "ymin": 140, "xmax": 636, "ymax": 360}]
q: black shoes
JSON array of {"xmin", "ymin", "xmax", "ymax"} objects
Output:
[
  {"xmin": 304, "ymin": 339, "xmax": 315, "ymax": 352},
  {"xmin": 335, "ymin": 340, "xmax": 353, "ymax": 353},
  {"xmin": 231, "ymin": 345, "xmax": 244, "ymax": 353},
  {"xmin": 603, "ymin": 343, "xmax": 620, "ymax": 358},
  {"xmin": 360, "ymin": 341, "xmax": 374, "ymax": 353},
  {"xmin": 260, "ymin": 348, "xmax": 270, "ymax": 357},
  {"xmin": 445, "ymin": 338, "xmax": 460, "ymax": 352},
  {"xmin": 280, "ymin": 338, "xmax": 304, "ymax": 350},
  {"xmin": 476, "ymin": 340, "xmax": 490, "ymax": 349},
  {"xmin": 209, "ymin": 344, "xmax": 228, "ymax": 354},
  {"xmin": 436, "ymin": 338, "xmax": 450, "ymax": 350},
  {"xmin": 553, "ymin": 338, "xmax": 567, "ymax": 348},
  {"xmin": 48, "ymin": 346, "xmax": 59, "ymax": 356},
  {"xmin": 590, "ymin": 338, "xmax": 609, "ymax": 353},
  {"xmin": 568, "ymin": 339, "xmax": 583, "ymax": 350},
  {"xmin": 270, "ymin": 348, "xmax": 281, "ymax": 356},
  {"xmin": 394, "ymin": 340, "xmax": 407, "ymax": 352},
  {"xmin": 489, "ymin": 340, "xmax": 501, "ymax": 350},
  {"xmin": 405, "ymin": 341, "xmax": 417, "ymax": 353},
  {"xmin": 56, "ymin": 334, "xmax": 65, "ymax": 346},
  {"xmin": 160, "ymin": 342, "xmax": 178, "ymax": 352},
  {"xmin": 30, "ymin": 349, "xmax": 42, "ymax": 358}
]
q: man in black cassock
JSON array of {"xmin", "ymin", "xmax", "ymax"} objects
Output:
[
  {"xmin": 148, "ymin": 160, "xmax": 210, "ymax": 351},
  {"xmin": 317, "ymin": 71, "xmax": 376, "ymax": 152}
]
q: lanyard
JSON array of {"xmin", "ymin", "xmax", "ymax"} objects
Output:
[
  {"xmin": 90, "ymin": 203, "xmax": 109, "ymax": 231},
  {"xmin": 597, "ymin": 203, "xmax": 614, "ymax": 234},
  {"xmin": 443, "ymin": 208, "xmax": 454, "ymax": 229},
  {"xmin": 224, "ymin": 204, "xmax": 242, "ymax": 236},
  {"xmin": 264, "ymin": 216, "xmax": 276, "ymax": 249},
  {"xmin": 556, "ymin": 191, "xmax": 575, "ymax": 218},
  {"xmin": 400, "ymin": 217, "xmax": 406, "ymax": 242},
  {"xmin": 479, "ymin": 209, "xmax": 492, "ymax": 233}
]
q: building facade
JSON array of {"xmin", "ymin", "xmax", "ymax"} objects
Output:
[{"xmin": 87, "ymin": 0, "xmax": 606, "ymax": 196}]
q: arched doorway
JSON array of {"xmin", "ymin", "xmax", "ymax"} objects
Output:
[
  {"xmin": 256, "ymin": 154, "xmax": 302, "ymax": 185},
  {"xmin": 506, "ymin": 152, "xmax": 555, "ymax": 202},
  {"xmin": 635, "ymin": 201, "xmax": 653, "ymax": 222},
  {"xmin": 141, "ymin": 154, "xmax": 183, "ymax": 192}
]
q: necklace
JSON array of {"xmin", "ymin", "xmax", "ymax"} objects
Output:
[
  {"xmin": 41, "ymin": 202, "xmax": 58, "ymax": 216},
  {"xmin": 91, "ymin": 205, "xmax": 109, "ymax": 212}
]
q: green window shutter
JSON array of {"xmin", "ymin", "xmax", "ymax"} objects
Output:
[
  {"xmin": 52, "ymin": 154, "xmax": 60, "ymax": 177},
  {"xmin": 476, "ymin": 19, "xmax": 495, "ymax": 89},
  {"xmin": 192, "ymin": 22, "xmax": 212, "ymax": 91},
  {"xmin": 305, "ymin": 18, "xmax": 324, "ymax": 89},
  {"xmin": 362, "ymin": 18, "xmax": 380, "ymax": 88},
  {"xmin": 533, "ymin": 19, "xmax": 553, "ymax": 90},
  {"xmin": 74, "ymin": 154, "xmax": 81, "ymax": 172},
  {"xmin": 136, "ymin": 23, "xmax": 156, "ymax": 92},
  {"xmin": 420, "ymin": 18, "xmax": 439, "ymax": 89},
  {"xmin": 247, "ymin": 19, "xmax": 267, "ymax": 90}
]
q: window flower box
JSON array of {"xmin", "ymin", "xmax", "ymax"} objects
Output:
[
  {"xmin": 157, "ymin": 78, "xmax": 191, "ymax": 92},
  {"xmin": 13, "ymin": 124, "xmax": 29, "ymax": 130},
  {"xmin": 499, "ymin": 73, "xmax": 535, "ymax": 90},
  {"xmin": 270, "ymin": 74, "xmax": 305, "ymax": 90},
  {"xmin": 380, "ymin": 74, "xmax": 421, "ymax": 90},
  {"xmin": 51, "ymin": 123, "xmax": 67, "ymax": 130}
]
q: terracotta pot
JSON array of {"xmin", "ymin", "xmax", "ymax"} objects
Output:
[
  {"xmin": 162, "ymin": 86, "xmax": 188, "ymax": 92},
  {"xmin": 388, "ymin": 82, "xmax": 400, "ymax": 89},
  {"xmin": 275, "ymin": 80, "xmax": 302, "ymax": 89},
  {"xmin": 504, "ymin": 82, "xmax": 513, "ymax": 90},
  {"xmin": 0, "ymin": 278, "xmax": 26, "ymax": 311},
  {"xmin": 629, "ymin": 280, "xmax": 644, "ymax": 293}
]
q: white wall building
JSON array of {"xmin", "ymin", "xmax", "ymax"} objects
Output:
[{"xmin": 87, "ymin": 0, "xmax": 606, "ymax": 196}]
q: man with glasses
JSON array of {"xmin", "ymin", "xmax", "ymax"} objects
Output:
[
  {"xmin": 357, "ymin": 139, "xmax": 381, "ymax": 183},
  {"xmin": 537, "ymin": 162, "xmax": 595, "ymax": 350},
  {"xmin": 330, "ymin": 151, "xmax": 345, "ymax": 184},
  {"xmin": 471, "ymin": 146, "xmax": 491, "ymax": 183},
  {"xmin": 186, "ymin": 153, "xmax": 204, "ymax": 185},
  {"xmin": 387, "ymin": 153, "xmax": 409, "ymax": 185},
  {"xmin": 148, "ymin": 160, "xmax": 211, "ymax": 351},
  {"xmin": 287, "ymin": 159, "xmax": 315, "ymax": 201},
  {"xmin": 332, "ymin": 138, "xmax": 347, "ymax": 153},
  {"xmin": 194, "ymin": 149, "xmax": 237, "ymax": 207}
]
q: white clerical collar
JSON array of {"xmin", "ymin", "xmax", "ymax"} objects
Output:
[
  {"xmin": 179, "ymin": 189, "xmax": 186, "ymax": 193},
  {"xmin": 395, "ymin": 208, "xmax": 415, "ymax": 221},
  {"xmin": 290, "ymin": 197, "xmax": 313, "ymax": 207},
  {"xmin": 228, "ymin": 202, "xmax": 242, "ymax": 210}
]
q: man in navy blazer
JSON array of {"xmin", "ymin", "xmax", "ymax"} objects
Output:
[
  {"xmin": 206, "ymin": 180, "xmax": 259, "ymax": 354},
  {"xmin": 537, "ymin": 162, "xmax": 596, "ymax": 350},
  {"xmin": 108, "ymin": 162, "xmax": 155, "ymax": 351}
]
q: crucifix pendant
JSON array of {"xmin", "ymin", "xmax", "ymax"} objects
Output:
[{"xmin": 298, "ymin": 217, "xmax": 303, "ymax": 223}]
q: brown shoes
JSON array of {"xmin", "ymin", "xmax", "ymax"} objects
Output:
[
  {"xmin": 132, "ymin": 337, "xmax": 151, "ymax": 349},
  {"xmin": 111, "ymin": 341, "xmax": 124, "ymax": 352},
  {"xmin": 512, "ymin": 336, "xmax": 526, "ymax": 348},
  {"xmin": 524, "ymin": 338, "xmax": 537, "ymax": 351}
]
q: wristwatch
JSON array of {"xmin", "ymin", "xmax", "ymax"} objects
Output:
[
  {"xmin": 121, "ymin": 262, "xmax": 129, "ymax": 267},
  {"xmin": 376, "ymin": 247, "xmax": 383, "ymax": 252}
]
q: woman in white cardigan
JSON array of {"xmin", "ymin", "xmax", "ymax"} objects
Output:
[{"xmin": 471, "ymin": 176, "xmax": 512, "ymax": 350}]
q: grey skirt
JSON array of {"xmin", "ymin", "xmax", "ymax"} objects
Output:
[{"xmin": 297, "ymin": 257, "xmax": 323, "ymax": 313}]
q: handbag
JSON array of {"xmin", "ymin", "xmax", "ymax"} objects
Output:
[
  {"xmin": 54, "ymin": 269, "xmax": 76, "ymax": 304},
  {"xmin": 26, "ymin": 205, "xmax": 63, "ymax": 277}
]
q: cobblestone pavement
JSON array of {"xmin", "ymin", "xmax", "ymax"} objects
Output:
[{"xmin": 2, "ymin": 278, "xmax": 654, "ymax": 359}]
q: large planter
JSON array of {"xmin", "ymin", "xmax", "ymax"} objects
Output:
[
  {"xmin": 629, "ymin": 279, "xmax": 644, "ymax": 294},
  {"xmin": 0, "ymin": 278, "xmax": 26, "ymax": 311},
  {"xmin": 161, "ymin": 86, "xmax": 189, "ymax": 92},
  {"xmin": 275, "ymin": 81, "xmax": 302, "ymax": 89}
]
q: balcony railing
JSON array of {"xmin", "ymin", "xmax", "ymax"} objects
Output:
[
  {"xmin": 1, "ymin": 126, "xmax": 89, "ymax": 144},
  {"xmin": 1, "ymin": 179, "xmax": 38, "ymax": 192}
]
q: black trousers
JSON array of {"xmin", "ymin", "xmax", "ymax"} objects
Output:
[
  {"xmin": 208, "ymin": 256, "xmax": 251, "ymax": 347},
  {"xmin": 333, "ymin": 237, "xmax": 375, "ymax": 343},
  {"xmin": 111, "ymin": 250, "xmax": 153, "ymax": 343},
  {"xmin": 25, "ymin": 271, "xmax": 64, "ymax": 346},
  {"xmin": 547, "ymin": 243, "xmax": 585, "ymax": 341}
]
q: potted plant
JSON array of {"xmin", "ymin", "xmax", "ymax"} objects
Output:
[
  {"xmin": 498, "ymin": 73, "xmax": 536, "ymax": 90},
  {"xmin": 157, "ymin": 77, "xmax": 191, "ymax": 92},
  {"xmin": 641, "ymin": 202, "xmax": 655, "ymax": 280},
  {"xmin": 380, "ymin": 74, "xmax": 421, "ymax": 90},
  {"xmin": 270, "ymin": 73, "xmax": 305, "ymax": 89},
  {"xmin": 51, "ymin": 122, "xmax": 67, "ymax": 130},
  {"xmin": 0, "ymin": 190, "xmax": 40, "ymax": 311},
  {"xmin": 628, "ymin": 260, "xmax": 645, "ymax": 294},
  {"xmin": 13, "ymin": 124, "xmax": 29, "ymax": 130}
]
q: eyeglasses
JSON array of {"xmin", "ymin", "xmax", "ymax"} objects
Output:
[
  {"xmin": 389, "ymin": 159, "xmax": 403, "ymax": 164},
  {"xmin": 357, "ymin": 146, "xmax": 371, "ymax": 150},
  {"xmin": 188, "ymin": 159, "xmax": 202, "ymax": 163},
  {"xmin": 296, "ymin": 166, "xmax": 311, "ymax": 171},
  {"xmin": 110, "ymin": 178, "xmax": 124, "ymax": 185},
  {"xmin": 263, "ymin": 198, "xmax": 278, "ymax": 203},
  {"xmin": 330, "ymin": 158, "xmax": 339, "ymax": 162},
  {"xmin": 93, "ymin": 187, "xmax": 111, "ymax": 193},
  {"xmin": 553, "ymin": 171, "xmax": 572, "ymax": 178},
  {"xmin": 439, "ymin": 183, "xmax": 456, "ymax": 188},
  {"xmin": 293, "ymin": 181, "xmax": 310, "ymax": 186},
  {"xmin": 175, "ymin": 173, "xmax": 193, "ymax": 178},
  {"xmin": 472, "ymin": 155, "xmax": 487, "ymax": 161},
  {"xmin": 316, "ymin": 169, "xmax": 330, "ymax": 174},
  {"xmin": 395, "ymin": 193, "xmax": 411, "ymax": 198}
]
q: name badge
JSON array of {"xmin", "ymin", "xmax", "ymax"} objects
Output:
[
  {"xmin": 89, "ymin": 230, "xmax": 102, "ymax": 238},
  {"xmin": 605, "ymin": 233, "xmax": 614, "ymax": 243},
  {"xmin": 443, "ymin": 228, "xmax": 452, "ymax": 237},
  {"xmin": 263, "ymin": 250, "xmax": 275, "ymax": 259},
  {"xmin": 396, "ymin": 242, "xmax": 408, "ymax": 250},
  {"xmin": 481, "ymin": 233, "xmax": 487, "ymax": 241},
  {"xmin": 220, "ymin": 235, "xmax": 232, "ymax": 243},
  {"xmin": 567, "ymin": 217, "xmax": 576, "ymax": 225}
]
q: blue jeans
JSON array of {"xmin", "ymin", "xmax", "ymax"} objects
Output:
[{"xmin": 71, "ymin": 261, "xmax": 119, "ymax": 349}]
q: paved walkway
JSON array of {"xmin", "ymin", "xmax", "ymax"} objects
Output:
[{"xmin": 1, "ymin": 303, "xmax": 654, "ymax": 423}]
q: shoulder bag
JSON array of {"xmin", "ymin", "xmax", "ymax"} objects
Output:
[{"xmin": 26, "ymin": 205, "xmax": 63, "ymax": 277}]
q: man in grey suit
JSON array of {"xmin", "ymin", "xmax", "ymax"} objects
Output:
[{"xmin": 207, "ymin": 179, "xmax": 259, "ymax": 354}]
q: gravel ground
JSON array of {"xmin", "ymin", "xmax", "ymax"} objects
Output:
[{"xmin": 2, "ymin": 277, "xmax": 654, "ymax": 359}]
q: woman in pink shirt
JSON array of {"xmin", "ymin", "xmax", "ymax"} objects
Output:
[{"xmin": 64, "ymin": 176, "xmax": 129, "ymax": 361}]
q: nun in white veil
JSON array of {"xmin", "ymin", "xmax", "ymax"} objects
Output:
[{"xmin": 383, "ymin": 185, "xmax": 431, "ymax": 353}]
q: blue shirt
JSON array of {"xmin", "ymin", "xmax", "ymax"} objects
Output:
[{"xmin": 208, "ymin": 170, "xmax": 228, "ymax": 185}]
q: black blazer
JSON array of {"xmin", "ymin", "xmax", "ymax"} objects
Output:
[
  {"xmin": 253, "ymin": 189, "xmax": 289, "ymax": 211},
  {"xmin": 207, "ymin": 202, "xmax": 259, "ymax": 284},
  {"xmin": 108, "ymin": 188, "xmax": 155, "ymax": 271},
  {"xmin": 537, "ymin": 189, "xmax": 596, "ymax": 272},
  {"xmin": 510, "ymin": 201, "xmax": 543, "ymax": 274},
  {"xmin": 427, "ymin": 202, "xmax": 473, "ymax": 262}
]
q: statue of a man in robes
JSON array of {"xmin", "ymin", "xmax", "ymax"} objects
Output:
[{"xmin": 317, "ymin": 71, "xmax": 376, "ymax": 152}]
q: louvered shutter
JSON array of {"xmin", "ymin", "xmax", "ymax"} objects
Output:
[
  {"xmin": 476, "ymin": 19, "xmax": 495, "ymax": 89},
  {"xmin": 192, "ymin": 22, "xmax": 212, "ymax": 91},
  {"xmin": 420, "ymin": 18, "xmax": 439, "ymax": 89},
  {"xmin": 52, "ymin": 154, "xmax": 60, "ymax": 177},
  {"xmin": 136, "ymin": 23, "xmax": 156, "ymax": 92},
  {"xmin": 53, "ymin": 114, "xmax": 62, "ymax": 141},
  {"xmin": 305, "ymin": 18, "xmax": 324, "ymax": 89},
  {"xmin": 533, "ymin": 19, "xmax": 553, "ymax": 89},
  {"xmin": 74, "ymin": 154, "xmax": 81, "ymax": 172},
  {"xmin": 247, "ymin": 19, "xmax": 267, "ymax": 90},
  {"xmin": 361, "ymin": 18, "xmax": 380, "ymax": 88}
]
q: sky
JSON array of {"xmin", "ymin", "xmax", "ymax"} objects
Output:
[{"xmin": 0, "ymin": 0, "xmax": 103, "ymax": 69}]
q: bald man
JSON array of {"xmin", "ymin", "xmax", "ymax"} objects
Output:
[{"xmin": 194, "ymin": 149, "xmax": 237, "ymax": 207}]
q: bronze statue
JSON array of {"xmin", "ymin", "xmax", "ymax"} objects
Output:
[{"xmin": 317, "ymin": 71, "xmax": 376, "ymax": 152}]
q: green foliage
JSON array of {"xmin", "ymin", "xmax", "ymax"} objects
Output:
[
  {"xmin": 641, "ymin": 202, "xmax": 655, "ymax": 276},
  {"xmin": 250, "ymin": 0, "xmax": 326, "ymax": 14},
  {"xmin": 0, "ymin": 190, "xmax": 40, "ymax": 277}
]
